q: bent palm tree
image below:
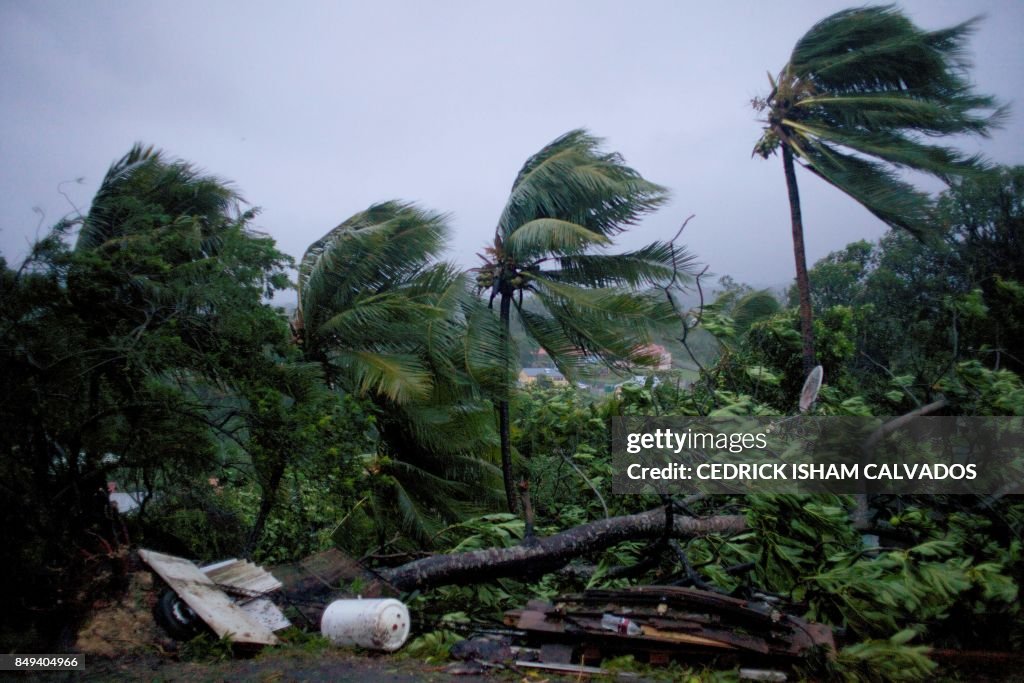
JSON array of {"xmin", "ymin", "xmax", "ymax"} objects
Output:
[
  {"xmin": 296, "ymin": 201, "xmax": 455, "ymax": 402},
  {"xmin": 753, "ymin": 5, "xmax": 1006, "ymax": 371},
  {"xmin": 297, "ymin": 201, "xmax": 504, "ymax": 544},
  {"xmin": 477, "ymin": 129, "xmax": 688, "ymax": 511}
]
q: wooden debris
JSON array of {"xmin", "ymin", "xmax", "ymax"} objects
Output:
[
  {"xmin": 236, "ymin": 597, "xmax": 291, "ymax": 633},
  {"xmin": 506, "ymin": 585, "xmax": 833, "ymax": 666},
  {"xmin": 539, "ymin": 643, "xmax": 574, "ymax": 664},
  {"xmin": 515, "ymin": 660, "xmax": 620, "ymax": 676},
  {"xmin": 200, "ymin": 558, "xmax": 291, "ymax": 632}
]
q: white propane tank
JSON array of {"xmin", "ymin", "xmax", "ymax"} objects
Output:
[{"xmin": 320, "ymin": 598, "xmax": 411, "ymax": 652}]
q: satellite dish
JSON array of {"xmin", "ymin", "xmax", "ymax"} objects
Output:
[{"xmin": 799, "ymin": 365, "xmax": 824, "ymax": 413}]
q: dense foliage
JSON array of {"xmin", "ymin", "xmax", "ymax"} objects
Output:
[{"xmin": 1, "ymin": 41, "xmax": 1021, "ymax": 677}]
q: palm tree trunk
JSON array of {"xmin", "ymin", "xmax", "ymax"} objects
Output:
[
  {"xmin": 783, "ymin": 145, "xmax": 816, "ymax": 373},
  {"xmin": 498, "ymin": 290, "xmax": 517, "ymax": 513},
  {"xmin": 379, "ymin": 508, "xmax": 746, "ymax": 591}
]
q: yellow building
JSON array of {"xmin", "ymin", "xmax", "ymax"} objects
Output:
[{"xmin": 518, "ymin": 367, "xmax": 568, "ymax": 386}]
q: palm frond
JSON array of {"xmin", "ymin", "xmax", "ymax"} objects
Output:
[
  {"xmin": 497, "ymin": 129, "xmax": 668, "ymax": 242},
  {"xmin": 784, "ymin": 118, "xmax": 990, "ymax": 180},
  {"xmin": 297, "ymin": 201, "xmax": 449, "ymax": 333},
  {"xmin": 331, "ymin": 349, "xmax": 434, "ymax": 403},
  {"xmin": 517, "ymin": 282, "xmax": 674, "ymax": 376},
  {"xmin": 506, "ymin": 218, "xmax": 610, "ymax": 261},
  {"xmin": 795, "ymin": 93, "xmax": 1004, "ymax": 137},
  {"xmin": 529, "ymin": 275, "xmax": 674, "ymax": 323},
  {"xmin": 317, "ymin": 293, "xmax": 442, "ymax": 341},
  {"xmin": 796, "ymin": 137, "xmax": 933, "ymax": 236},
  {"xmin": 459, "ymin": 295, "xmax": 516, "ymax": 396},
  {"xmin": 516, "ymin": 307, "xmax": 591, "ymax": 376},
  {"xmin": 791, "ymin": 7, "xmax": 984, "ymax": 100},
  {"xmin": 382, "ymin": 456, "xmax": 502, "ymax": 542},
  {"xmin": 541, "ymin": 241, "xmax": 685, "ymax": 288}
]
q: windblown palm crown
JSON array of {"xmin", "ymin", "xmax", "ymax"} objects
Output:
[
  {"xmin": 477, "ymin": 129, "xmax": 681, "ymax": 377},
  {"xmin": 297, "ymin": 201, "xmax": 504, "ymax": 541},
  {"xmin": 753, "ymin": 5, "xmax": 1005, "ymax": 370},
  {"xmin": 754, "ymin": 5, "xmax": 1005, "ymax": 234}
]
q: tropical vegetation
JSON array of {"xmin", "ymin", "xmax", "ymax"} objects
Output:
[{"xmin": 1, "ymin": 5, "xmax": 1022, "ymax": 680}]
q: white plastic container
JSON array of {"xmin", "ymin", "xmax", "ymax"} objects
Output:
[{"xmin": 320, "ymin": 598, "xmax": 411, "ymax": 652}]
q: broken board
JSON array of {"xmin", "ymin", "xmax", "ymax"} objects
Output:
[{"xmin": 140, "ymin": 549, "xmax": 279, "ymax": 646}]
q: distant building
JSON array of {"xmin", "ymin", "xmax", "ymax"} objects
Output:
[
  {"xmin": 106, "ymin": 482, "xmax": 148, "ymax": 514},
  {"xmin": 528, "ymin": 347, "xmax": 555, "ymax": 367},
  {"xmin": 638, "ymin": 344, "xmax": 672, "ymax": 370},
  {"xmin": 518, "ymin": 367, "xmax": 568, "ymax": 386}
]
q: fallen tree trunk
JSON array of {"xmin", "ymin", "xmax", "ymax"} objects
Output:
[{"xmin": 378, "ymin": 508, "xmax": 747, "ymax": 591}]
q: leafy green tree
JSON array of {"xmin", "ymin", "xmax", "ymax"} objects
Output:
[
  {"xmin": 787, "ymin": 239, "xmax": 874, "ymax": 312},
  {"xmin": 475, "ymin": 129, "xmax": 684, "ymax": 511},
  {"xmin": 0, "ymin": 145, "xmax": 295, "ymax": 647},
  {"xmin": 940, "ymin": 166, "xmax": 1024, "ymax": 373},
  {"xmin": 753, "ymin": 5, "xmax": 1005, "ymax": 372},
  {"xmin": 778, "ymin": 168, "xmax": 1024, "ymax": 405}
]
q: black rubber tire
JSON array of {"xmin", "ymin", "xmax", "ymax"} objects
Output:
[{"xmin": 154, "ymin": 588, "xmax": 205, "ymax": 641}]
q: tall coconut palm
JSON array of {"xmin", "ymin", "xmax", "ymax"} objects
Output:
[
  {"xmin": 753, "ymin": 5, "xmax": 1006, "ymax": 372},
  {"xmin": 477, "ymin": 129, "xmax": 688, "ymax": 512},
  {"xmin": 296, "ymin": 201, "xmax": 504, "ymax": 544}
]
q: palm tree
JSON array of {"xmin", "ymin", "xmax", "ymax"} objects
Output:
[
  {"xmin": 477, "ymin": 129, "xmax": 687, "ymax": 512},
  {"xmin": 753, "ymin": 5, "xmax": 1006, "ymax": 372},
  {"xmin": 296, "ymin": 201, "xmax": 504, "ymax": 544},
  {"xmin": 296, "ymin": 201, "xmax": 455, "ymax": 401}
]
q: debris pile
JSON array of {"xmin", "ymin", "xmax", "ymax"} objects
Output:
[
  {"xmin": 139, "ymin": 549, "xmax": 289, "ymax": 646},
  {"xmin": 505, "ymin": 585, "xmax": 833, "ymax": 667}
]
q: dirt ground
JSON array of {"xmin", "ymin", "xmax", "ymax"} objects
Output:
[
  {"xmin": 65, "ymin": 569, "xmax": 511, "ymax": 682},
  {"xmin": 77, "ymin": 650, "xmax": 509, "ymax": 683}
]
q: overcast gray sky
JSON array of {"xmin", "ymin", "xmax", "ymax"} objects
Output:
[{"xmin": 3, "ymin": 0, "xmax": 1022, "ymax": 293}]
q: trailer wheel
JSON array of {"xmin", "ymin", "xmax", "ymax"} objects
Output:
[{"xmin": 154, "ymin": 588, "xmax": 205, "ymax": 641}]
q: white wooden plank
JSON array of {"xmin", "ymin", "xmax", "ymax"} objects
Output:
[
  {"xmin": 140, "ymin": 549, "xmax": 279, "ymax": 646},
  {"xmin": 240, "ymin": 598, "xmax": 292, "ymax": 632}
]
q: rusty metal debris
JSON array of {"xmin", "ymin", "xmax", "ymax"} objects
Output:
[{"xmin": 504, "ymin": 585, "xmax": 833, "ymax": 667}]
